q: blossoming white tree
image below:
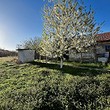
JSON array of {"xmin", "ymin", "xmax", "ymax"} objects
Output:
[
  {"xmin": 42, "ymin": 0, "xmax": 101, "ymax": 68},
  {"xmin": 71, "ymin": 7, "xmax": 101, "ymax": 62}
]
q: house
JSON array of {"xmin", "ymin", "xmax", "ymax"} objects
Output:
[
  {"xmin": 96, "ymin": 32, "xmax": 110, "ymax": 62},
  {"xmin": 17, "ymin": 49, "xmax": 35, "ymax": 63},
  {"xmin": 69, "ymin": 32, "xmax": 110, "ymax": 62}
]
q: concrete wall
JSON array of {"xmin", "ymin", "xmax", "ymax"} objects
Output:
[
  {"xmin": 18, "ymin": 50, "xmax": 35, "ymax": 63},
  {"xmin": 69, "ymin": 45, "xmax": 107, "ymax": 62},
  {"xmin": 69, "ymin": 49, "xmax": 95, "ymax": 62},
  {"xmin": 96, "ymin": 45, "xmax": 106, "ymax": 54}
]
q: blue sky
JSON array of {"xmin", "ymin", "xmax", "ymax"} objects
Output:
[{"xmin": 0, "ymin": 0, "xmax": 110, "ymax": 50}]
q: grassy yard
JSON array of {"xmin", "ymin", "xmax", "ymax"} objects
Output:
[
  {"xmin": 0, "ymin": 56, "xmax": 17, "ymax": 63},
  {"xmin": 0, "ymin": 57, "xmax": 110, "ymax": 110}
]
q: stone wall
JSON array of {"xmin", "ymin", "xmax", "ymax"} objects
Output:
[{"xmin": 69, "ymin": 50, "xmax": 95, "ymax": 62}]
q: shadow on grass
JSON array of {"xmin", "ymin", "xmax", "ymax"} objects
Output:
[
  {"xmin": 65, "ymin": 61, "xmax": 104, "ymax": 69},
  {"xmin": 29, "ymin": 61, "xmax": 106, "ymax": 77}
]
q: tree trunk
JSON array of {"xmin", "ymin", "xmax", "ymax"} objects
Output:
[
  {"xmin": 60, "ymin": 57, "xmax": 63, "ymax": 69},
  {"xmin": 46, "ymin": 56, "xmax": 48, "ymax": 63},
  {"xmin": 39, "ymin": 55, "xmax": 41, "ymax": 60},
  {"xmin": 93, "ymin": 45, "xmax": 97, "ymax": 63},
  {"xmin": 34, "ymin": 50, "xmax": 37, "ymax": 59},
  {"xmin": 80, "ymin": 52, "xmax": 83, "ymax": 63}
]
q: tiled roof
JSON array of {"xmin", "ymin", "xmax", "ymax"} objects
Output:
[{"xmin": 97, "ymin": 32, "xmax": 110, "ymax": 42}]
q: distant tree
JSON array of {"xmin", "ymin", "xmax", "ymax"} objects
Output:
[
  {"xmin": 39, "ymin": 34, "xmax": 50, "ymax": 62},
  {"xmin": 39, "ymin": 31, "xmax": 56, "ymax": 63},
  {"xmin": 22, "ymin": 37, "xmax": 41, "ymax": 59}
]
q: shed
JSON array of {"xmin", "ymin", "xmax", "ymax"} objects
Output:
[{"xmin": 17, "ymin": 49, "xmax": 35, "ymax": 63}]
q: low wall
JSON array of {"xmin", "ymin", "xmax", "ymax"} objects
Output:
[{"xmin": 69, "ymin": 52, "xmax": 95, "ymax": 62}]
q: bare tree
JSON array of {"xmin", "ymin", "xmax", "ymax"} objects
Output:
[{"xmin": 22, "ymin": 37, "xmax": 41, "ymax": 59}]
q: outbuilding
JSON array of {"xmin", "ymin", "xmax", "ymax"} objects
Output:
[
  {"xmin": 69, "ymin": 32, "xmax": 110, "ymax": 63},
  {"xmin": 17, "ymin": 49, "xmax": 35, "ymax": 63}
]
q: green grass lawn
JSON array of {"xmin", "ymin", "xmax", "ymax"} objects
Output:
[{"xmin": 0, "ymin": 58, "xmax": 110, "ymax": 110}]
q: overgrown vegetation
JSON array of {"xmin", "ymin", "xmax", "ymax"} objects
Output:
[{"xmin": 0, "ymin": 58, "xmax": 110, "ymax": 110}]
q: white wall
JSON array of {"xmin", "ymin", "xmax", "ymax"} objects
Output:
[{"xmin": 18, "ymin": 50, "xmax": 35, "ymax": 63}]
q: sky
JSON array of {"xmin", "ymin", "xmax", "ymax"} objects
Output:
[{"xmin": 0, "ymin": 0, "xmax": 110, "ymax": 50}]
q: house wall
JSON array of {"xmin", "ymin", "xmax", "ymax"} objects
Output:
[
  {"xmin": 69, "ymin": 43, "xmax": 110, "ymax": 62},
  {"xmin": 96, "ymin": 44, "xmax": 106, "ymax": 54},
  {"xmin": 18, "ymin": 50, "xmax": 35, "ymax": 63},
  {"xmin": 96, "ymin": 43, "xmax": 110, "ymax": 62},
  {"xmin": 69, "ymin": 49, "xmax": 95, "ymax": 62}
]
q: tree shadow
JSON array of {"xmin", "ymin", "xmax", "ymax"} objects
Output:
[{"xmin": 30, "ymin": 61, "xmax": 106, "ymax": 77}]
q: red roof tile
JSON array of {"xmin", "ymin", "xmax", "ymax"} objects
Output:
[{"xmin": 97, "ymin": 32, "xmax": 110, "ymax": 42}]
